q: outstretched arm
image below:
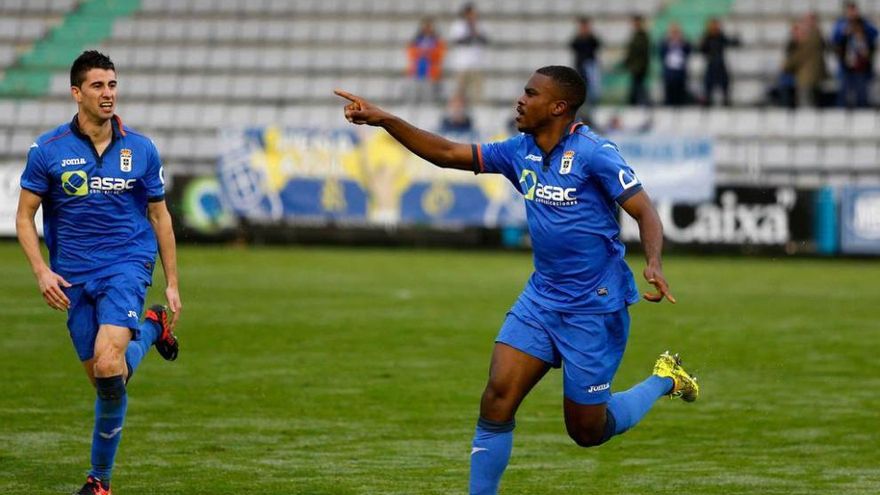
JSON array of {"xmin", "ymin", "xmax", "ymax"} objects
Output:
[
  {"xmin": 335, "ymin": 89, "xmax": 475, "ymax": 171},
  {"xmin": 620, "ymin": 190, "xmax": 676, "ymax": 304},
  {"xmin": 16, "ymin": 189, "xmax": 71, "ymax": 310}
]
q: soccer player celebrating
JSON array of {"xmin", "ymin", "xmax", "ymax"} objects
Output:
[
  {"xmin": 336, "ymin": 65, "xmax": 699, "ymax": 495},
  {"xmin": 16, "ymin": 51, "xmax": 181, "ymax": 495}
]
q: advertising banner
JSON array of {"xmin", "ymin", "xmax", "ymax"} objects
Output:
[
  {"xmin": 215, "ymin": 127, "xmax": 715, "ymax": 231},
  {"xmin": 611, "ymin": 134, "xmax": 714, "ymax": 203},
  {"xmin": 216, "ymin": 127, "xmax": 525, "ymax": 229},
  {"xmin": 619, "ymin": 186, "xmax": 816, "ymax": 249},
  {"xmin": 840, "ymin": 186, "xmax": 880, "ymax": 255}
]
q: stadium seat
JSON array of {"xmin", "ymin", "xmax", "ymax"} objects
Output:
[
  {"xmin": 0, "ymin": 100, "xmax": 16, "ymax": 126},
  {"xmin": 705, "ymin": 108, "xmax": 734, "ymax": 136},
  {"xmin": 15, "ymin": 101, "xmax": 44, "ymax": 128},
  {"xmin": 817, "ymin": 109, "xmax": 850, "ymax": 139},
  {"xmin": 0, "ymin": 129, "xmax": 11, "ymax": 156},
  {"xmin": 791, "ymin": 141, "xmax": 822, "ymax": 169},
  {"xmin": 677, "ymin": 109, "xmax": 707, "ymax": 135},
  {"xmin": 729, "ymin": 109, "xmax": 762, "ymax": 138},
  {"xmin": 121, "ymin": 102, "xmax": 149, "ymax": 128},
  {"xmin": 822, "ymin": 143, "xmax": 852, "ymax": 169},
  {"xmin": 851, "ymin": 144, "xmax": 879, "ymax": 170},
  {"xmin": 761, "ymin": 142, "xmax": 792, "ymax": 170},
  {"xmin": 10, "ymin": 129, "xmax": 36, "ymax": 154},
  {"xmin": 762, "ymin": 109, "xmax": 792, "ymax": 137},
  {"xmin": 791, "ymin": 108, "xmax": 821, "ymax": 138},
  {"xmin": 850, "ymin": 111, "xmax": 879, "ymax": 139}
]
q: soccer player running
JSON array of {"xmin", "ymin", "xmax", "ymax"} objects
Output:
[
  {"xmin": 336, "ymin": 65, "xmax": 699, "ymax": 495},
  {"xmin": 15, "ymin": 51, "xmax": 181, "ymax": 495}
]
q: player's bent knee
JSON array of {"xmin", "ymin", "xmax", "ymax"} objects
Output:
[
  {"xmin": 566, "ymin": 416, "xmax": 613, "ymax": 448},
  {"xmin": 95, "ymin": 375, "xmax": 126, "ymax": 401},
  {"xmin": 567, "ymin": 426, "xmax": 606, "ymax": 448}
]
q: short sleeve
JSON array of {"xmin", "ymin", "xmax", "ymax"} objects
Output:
[
  {"xmin": 475, "ymin": 135, "xmax": 522, "ymax": 177},
  {"xmin": 20, "ymin": 142, "xmax": 50, "ymax": 195},
  {"xmin": 589, "ymin": 142, "xmax": 643, "ymax": 205},
  {"xmin": 144, "ymin": 140, "xmax": 165, "ymax": 202}
]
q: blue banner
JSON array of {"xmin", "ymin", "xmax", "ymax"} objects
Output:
[{"xmin": 840, "ymin": 186, "xmax": 880, "ymax": 255}]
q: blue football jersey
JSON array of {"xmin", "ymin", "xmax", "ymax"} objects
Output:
[
  {"xmin": 20, "ymin": 115, "xmax": 165, "ymax": 284},
  {"xmin": 475, "ymin": 122, "xmax": 642, "ymax": 314}
]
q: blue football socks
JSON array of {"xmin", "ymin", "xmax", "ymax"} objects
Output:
[
  {"xmin": 89, "ymin": 375, "xmax": 128, "ymax": 482},
  {"xmin": 469, "ymin": 417, "xmax": 515, "ymax": 495},
  {"xmin": 124, "ymin": 318, "xmax": 160, "ymax": 380},
  {"xmin": 606, "ymin": 375, "xmax": 673, "ymax": 437}
]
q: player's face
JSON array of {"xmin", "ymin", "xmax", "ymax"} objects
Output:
[
  {"xmin": 514, "ymin": 73, "xmax": 565, "ymax": 134},
  {"xmin": 71, "ymin": 68, "xmax": 117, "ymax": 123}
]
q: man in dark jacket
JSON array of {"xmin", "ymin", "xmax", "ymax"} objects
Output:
[
  {"xmin": 699, "ymin": 18, "xmax": 740, "ymax": 106},
  {"xmin": 624, "ymin": 15, "xmax": 651, "ymax": 106},
  {"xmin": 660, "ymin": 23, "xmax": 692, "ymax": 106},
  {"xmin": 570, "ymin": 16, "xmax": 603, "ymax": 105}
]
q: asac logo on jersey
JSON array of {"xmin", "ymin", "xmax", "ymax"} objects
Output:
[
  {"xmin": 61, "ymin": 171, "xmax": 136, "ymax": 196},
  {"xmin": 61, "ymin": 171, "xmax": 89, "ymax": 196},
  {"xmin": 560, "ymin": 150, "xmax": 574, "ymax": 175},
  {"xmin": 518, "ymin": 169, "xmax": 577, "ymax": 206},
  {"xmin": 120, "ymin": 149, "xmax": 132, "ymax": 172}
]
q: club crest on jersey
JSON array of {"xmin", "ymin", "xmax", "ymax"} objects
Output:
[
  {"xmin": 560, "ymin": 150, "xmax": 574, "ymax": 175},
  {"xmin": 120, "ymin": 148, "xmax": 132, "ymax": 172}
]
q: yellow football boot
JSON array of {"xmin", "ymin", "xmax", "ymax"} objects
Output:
[{"xmin": 653, "ymin": 351, "xmax": 699, "ymax": 402}]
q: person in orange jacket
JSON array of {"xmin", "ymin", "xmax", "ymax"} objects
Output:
[{"xmin": 407, "ymin": 17, "xmax": 446, "ymax": 103}]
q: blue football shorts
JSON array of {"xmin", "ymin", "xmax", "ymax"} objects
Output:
[
  {"xmin": 496, "ymin": 294, "xmax": 630, "ymax": 405},
  {"xmin": 64, "ymin": 266, "xmax": 151, "ymax": 362}
]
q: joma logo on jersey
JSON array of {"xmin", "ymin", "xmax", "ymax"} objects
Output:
[
  {"xmin": 519, "ymin": 169, "xmax": 577, "ymax": 205},
  {"xmin": 61, "ymin": 157, "xmax": 86, "ymax": 167},
  {"xmin": 61, "ymin": 171, "xmax": 136, "ymax": 196}
]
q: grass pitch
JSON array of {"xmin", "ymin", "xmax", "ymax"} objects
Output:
[{"xmin": 1, "ymin": 241, "xmax": 878, "ymax": 494}]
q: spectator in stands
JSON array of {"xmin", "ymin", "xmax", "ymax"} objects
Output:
[
  {"xmin": 776, "ymin": 21, "xmax": 802, "ymax": 108},
  {"xmin": 699, "ymin": 18, "xmax": 740, "ymax": 106},
  {"xmin": 406, "ymin": 18, "xmax": 446, "ymax": 103},
  {"xmin": 623, "ymin": 15, "xmax": 651, "ymax": 106},
  {"xmin": 659, "ymin": 22, "xmax": 692, "ymax": 106},
  {"xmin": 449, "ymin": 3, "xmax": 489, "ymax": 105},
  {"xmin": 783, "ymin": 13, "xmax": 828, "ymax": 108},
  {"xmin": 833, "ymin": 2, "xmax": 877, "ymax": 108},
  {"xmin": 439, "ymin": 93, "xmax": 475, "ymax": 136},
  {"xmin": 570, "ymin": 16, "xmax": 603, "ymax": 105},
  {"xmin": 832, "ymin": 1, "xmax": 878, "ymax": 50}
]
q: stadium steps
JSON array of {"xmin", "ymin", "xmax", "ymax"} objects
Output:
[{"xmin": 0, "ymin": 0, "xmax": 141, "ymax": 98}]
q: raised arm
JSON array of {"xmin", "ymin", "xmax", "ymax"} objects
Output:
[
  {"xmin": 335, "ymin": 89, "xmax": 475, "ymax": 171},
  {"xmin": 620, "ymin": 189, "xmax": 676, "ymax": 304},
  {"xmin": 16, "ymin": 189, "xmax": 71, "ymax": 310}
]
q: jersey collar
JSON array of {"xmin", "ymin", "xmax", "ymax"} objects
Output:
[{"xmin": 69, "ymin": 113, "xmax": 127, "ymax": 141}]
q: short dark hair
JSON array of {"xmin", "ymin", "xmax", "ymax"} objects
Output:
[
  {"xmin": 535, "ymin": 65, "xmax": 586, "ymax": 115},
  {"xmin": 70, "ymin": 50, "xmax": 115, "ymax": 87}
]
